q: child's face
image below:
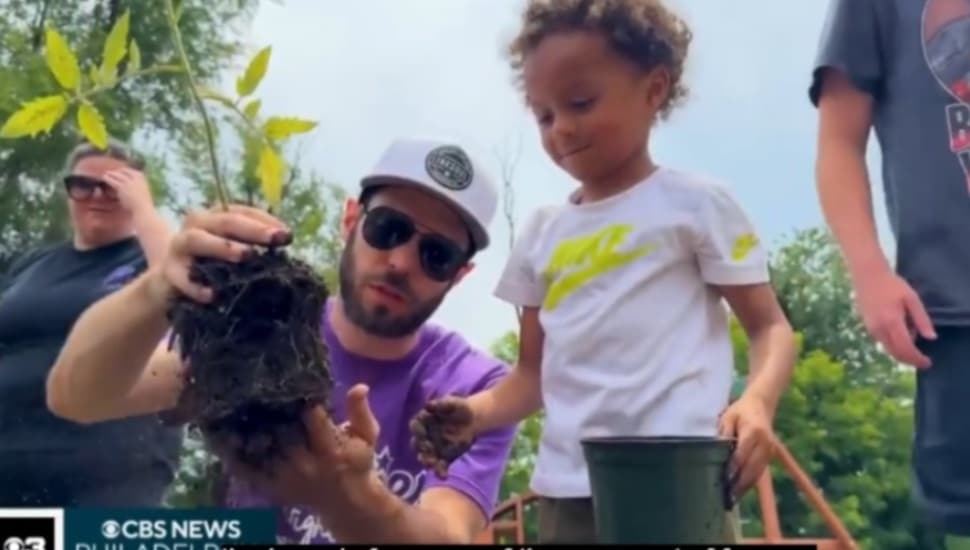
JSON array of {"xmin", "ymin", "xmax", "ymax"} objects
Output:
[{"xmin": 523, "ymin": 30, "xmax": 669, "ymax": 185}]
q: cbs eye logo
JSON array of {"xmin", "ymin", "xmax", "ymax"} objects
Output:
[
  {"xmin": 100, "ymin": 521, "xmax": 121, "ymax": 540},
  {"xmin": 3, "ymin": 537, "xmax": 46, "ymax": 550}
]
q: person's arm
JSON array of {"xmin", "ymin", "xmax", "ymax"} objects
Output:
[
  {"xmin": 470, "ymin": 209, "xmax": 550, "ymax": 431},
  {"xmin": 815, "ymin": 71, "xmax": 886, "ymax": 280},
  {"xmin": 45, "ymin": 270, "xmax": 184, "ymax": 423},
  {"xmin": 692, "ymin": 183, "xmax": 796, "ymax": 495},
  {"xmin": 809, "ymin": 0, "xmax": 887, "ymax": 280},
  {"xmin": 237, "ymin": 371, "xmax": 517, "ymax": 544},
  {"xmin": 811, "ymin": 0, "xmax": 935, "ymax": 368},
  {"xmin": 47, "ymin": 205, "xmax": 287, "ymax": 423},
  {"xmin": 717, "ymin": 283, "xmax": 796, "ymax": 497},
  {"xmin": 718, "ymin": 285, "xmax": 796, "ymax": 415},
  {"xmin": 325, "ymin": 483, "xmax": 484, "ymax": 544},
  {"xmin": 467, "ymin": 306, "xmax": 542, "ymax": 432},
  {"xmin": 133, "ymin": 210, "xmax": 173, "ymax": 268},
  {"xmin": 816, "ymin": 77, "xmax": 935, "ymax": 367},
  {"xmin": 329, "ymin": 382, "xmax": 517, "ymax": 544},
  {"xmin": 694, "ymin": 183, "xmax": 796, "ymax": 415},
  {"xmin": 104, "ymin": 168, "xmax": 172, "ymax": 268}
]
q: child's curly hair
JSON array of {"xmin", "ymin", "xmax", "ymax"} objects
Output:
[{"xmin": 507, "ymin": 0, "xmax": 693, "ymax": 120}]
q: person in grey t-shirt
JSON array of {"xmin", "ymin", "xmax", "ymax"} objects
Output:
[{"xmin": 810, "ymin": 0, "xmax": 970, "ymax": 543}]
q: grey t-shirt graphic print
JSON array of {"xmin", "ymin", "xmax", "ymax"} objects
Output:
[
  {"xmin": 923, "ymin": 0, "xmax": 970, "ymax": 187},
  {"xmin": 811, "ymin": 0, "xmax": 970, "ymax": 325}
]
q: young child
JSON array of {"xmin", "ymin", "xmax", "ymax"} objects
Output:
[{"xmin": 410, "ymin": 0, "xmax": 797, "ymax": 543}]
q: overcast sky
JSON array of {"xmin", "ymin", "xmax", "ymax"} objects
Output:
[{"xmin": 235, "ymin": 0, "xmax": 892, "ymax": 351}]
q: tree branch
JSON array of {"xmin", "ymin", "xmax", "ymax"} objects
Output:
[
  {"xmin": 495, "ymin": 133, "xmax": 523, "ymax": 326},
  {"xmin": 31, "ymin": 0, "xmax": 51, "ymax": 52},
  {"xmin": 107, "ymin": 0, "xmax": 121, "ymax": 32}
]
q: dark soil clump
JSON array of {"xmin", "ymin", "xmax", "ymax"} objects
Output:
[
  {"xmin": 162, "ymin": 248, "xmax": 334, "ymax": 471},
  {"xmin": 411, "ymin": 405, "xmax": 475, "ymax": 477}
]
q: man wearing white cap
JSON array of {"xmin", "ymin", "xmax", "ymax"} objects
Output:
[{"xmin": 45, "ymin": 138, "xmax": 517, "ymax": 544}]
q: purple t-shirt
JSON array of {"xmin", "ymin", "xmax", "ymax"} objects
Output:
[{"xmin": 224, "ymin": 300, "xmax": 516, "ymax": 544}]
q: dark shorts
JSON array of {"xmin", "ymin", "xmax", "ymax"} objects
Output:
[
  {"xmin": 913, "ymin": 327, "xmax": 970, "ymax": 535},
  {"xmin": 537, "ymin": 497, "xmax": 597, "ymax": 544}
]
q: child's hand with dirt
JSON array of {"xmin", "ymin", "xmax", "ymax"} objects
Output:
[{"xmin": 409, "ymin": 395, "xmax": 480, "ymax": 478}]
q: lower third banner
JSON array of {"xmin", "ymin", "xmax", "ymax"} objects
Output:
[{"xmin": 64, "ymin": 509, "xmax": 277, "ymax": 550}]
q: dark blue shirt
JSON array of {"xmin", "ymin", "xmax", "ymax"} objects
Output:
[{"xmin": 0, "ymin": 236, "xmax": 181, "ymax": 506}]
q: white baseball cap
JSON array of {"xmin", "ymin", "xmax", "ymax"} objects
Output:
[{"xmin": 359, "ymin": 137, "xmax": 498, "ymax": 252}]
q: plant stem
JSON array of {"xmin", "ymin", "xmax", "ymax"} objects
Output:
[
  {"xmin": 225, "ymin": 103, "xmax": 262, "ymax": 137},
  {"xmin": 163, "ymin": 0, "xmax": 229, "ymax": 210},
  {"xmin": 198, "ymin": 93, "xmax": 263, "ymax": 141}
]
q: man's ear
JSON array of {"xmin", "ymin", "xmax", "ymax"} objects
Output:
[{"xmin": 341, "ymin": 197, "xmax": 361, "ymax": 242}]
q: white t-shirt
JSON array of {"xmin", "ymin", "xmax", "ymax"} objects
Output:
[{"xmin": 493, "ymin": 167, "xmax": 770, "ymax": 498}]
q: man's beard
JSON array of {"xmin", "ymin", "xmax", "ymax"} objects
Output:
[{"xmin": 338, "ymin": 231, "xmax": 447, "ymax": 338}]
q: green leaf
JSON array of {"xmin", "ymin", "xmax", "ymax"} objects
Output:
[
  {"xmin": 257, "ymin": 145, "xmax": 284, "ymax": 209},
  {"xmin": 242, "ymin": 99, "xmax": 261, "ymax": 121},
  {"xmin": 77, "ymin": 102, "xmax": 108, "ymax": 149},
  {"xmin": 44, "ymin": 28, "xmax": 80, "ymax": 91},
  {"xmin": 98, "ymin": 68, "xmax": 118, "ymax": 88},
  {"xmin": 127, "ymin": 40, "xmax": 142, "ymax": 75},
  {"xmin": 235, "ymin": 46, "xmax": 271, "ymax": 98},
  {"xmin": 0, "ymin": 95, "xmax": 70, "ymax": 138},
  {"xmin": 88, "ymin": 65, "xmax": 102, "ymax": 87},
  {"xmin": 263, "ymin": 117, "xmax": 317, "ymax": 140},
  {"xmin": 100, "ymin": 10, "xmax": 131, "ymax": 80}
]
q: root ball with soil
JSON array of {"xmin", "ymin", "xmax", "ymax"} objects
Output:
[{"xmin": 163, "ymin": 245, "xmax": 334, "ymax": 471}]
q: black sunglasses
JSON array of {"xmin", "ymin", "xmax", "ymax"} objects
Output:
[
  {"xmin": 63, "ymin": 175, "xmax": 117, "ymax": 201},
  {"xmin": 360, "ymin": 205, "xmax": 469, "ymax": 282}
]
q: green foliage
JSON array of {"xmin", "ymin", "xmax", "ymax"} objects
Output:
[
  {"xmin": 732, "ymin": 228, "xmax": 942, "ymax": 550},
  {"xmin": 768, "ymin": 227, "xmax": 905, "ymax": 394},
  {"xmin": 1, "ymin": 1, "xmax": 317, "ymax": 212},
  {"xmin": 731, "ymin": 322, "xmax": 931, "ymax": 549},
  {"xmin": 0, "ymin": 0, "xmax": 259, "ymax": 270},
  {"xmin": 185, "ymin": 39, "xmax": 317, "ymax": 210},
  {"xmin": 281, "ymin": 174, "xmax": 346, "ymax": 292}
]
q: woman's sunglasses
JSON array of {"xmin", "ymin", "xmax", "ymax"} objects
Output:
[
  {"xmin": 360, "ymin": 205, "xmax": 470, "ymax": 282},
  {"xmin": 63, "ymin": 175, "xmax": 117, "ymax": 201}
]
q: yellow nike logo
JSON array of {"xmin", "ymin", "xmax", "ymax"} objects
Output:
[{"xmin": 542, "ymin": 224, "xmax": 656, "ymax": 311}]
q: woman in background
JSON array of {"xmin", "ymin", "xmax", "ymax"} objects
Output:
[{"xmin": 0, "ymin": 140, "xmax": 183, "ymax": 506}]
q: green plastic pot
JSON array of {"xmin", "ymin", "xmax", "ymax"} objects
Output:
[{"xmin": 581, "ymin": 435, "xmax": 736, "ymax": 544}]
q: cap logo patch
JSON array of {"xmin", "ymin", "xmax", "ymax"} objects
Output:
[{"xmin": 425, "ymin": 145, "xmax": 473, "ymax": 190}]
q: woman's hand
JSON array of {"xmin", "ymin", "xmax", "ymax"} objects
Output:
[{"xmin": 103, "ymin": 168, "xmax": 155, "ymax": 218}]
